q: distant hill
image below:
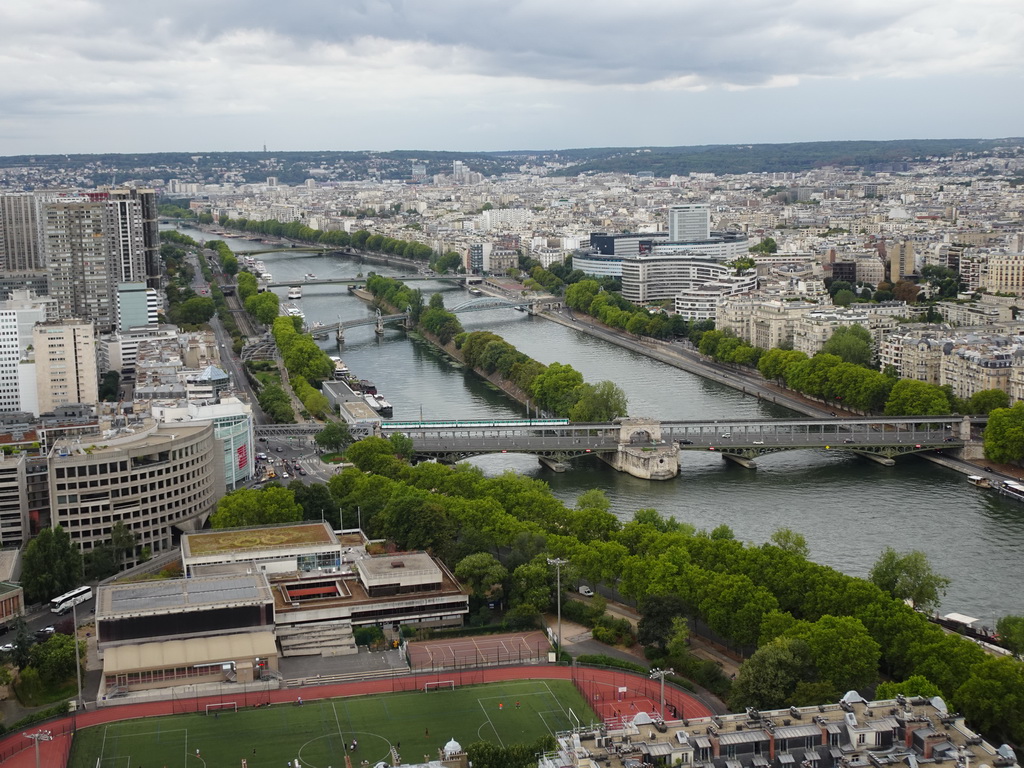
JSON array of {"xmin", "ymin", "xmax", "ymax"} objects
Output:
[{"xmin": 1, "ymin": 138, "xmax": 1022, "ymax": 185}]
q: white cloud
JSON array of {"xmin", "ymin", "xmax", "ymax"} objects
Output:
[{"xmin": 0, "ymin": 0, "xmax": 1022, "ymax": 152}]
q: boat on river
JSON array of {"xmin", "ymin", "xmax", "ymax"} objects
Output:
[
  {"xmin": 287, "ymin": 286, "xmax": 302, "ymax": 300},
  {"xmin": 967, "ymin": 475, "xmax": 991, "ymax": 488},
  {"xmin": 994, "ymin": 480, "xmax": 1024, "ymax": 502},
  {"xmin": 373, "ymin": 394, "xmax": 393, "ymax": 416}
]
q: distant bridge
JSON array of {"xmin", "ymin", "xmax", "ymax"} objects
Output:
[{"xmin": 309, "ymin": 297, "xmax": 534, "ymax": 339}]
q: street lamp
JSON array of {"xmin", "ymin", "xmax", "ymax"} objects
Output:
[
  {"xmin": 650, "ymin": 667, "xmax": 674, "ymax": 720},
  {"xmin": 24, "ymin": 730, "xmax": 52, "ymax": 768},
  {"xmin": 547, "ymin": 557, "xmax": 568, "ymax": 656},
  {"xmin": 72, "ymin": 601, "xmax": 84, "ymax": 711}
]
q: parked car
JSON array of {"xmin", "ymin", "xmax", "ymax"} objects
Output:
[
  {"xmin": 0, "ymin": 643, "xmax": 13, "ymax": 653},
  {"xmin": 720, "ymin": 433, "xmax": 732, "ymax": 439},
  {"xmin": 753, "ymin": 440, "xmax": 765, "ymax": 445},
  {"xmin": 578, "ymin": 586, "xmax": 595, "ymax": 597},
  {"xmin": 679, "ymin": 439, "xmax": 693, "ymax": 445}
]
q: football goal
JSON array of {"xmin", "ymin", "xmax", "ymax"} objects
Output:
[
  {"xmin": 423, "ymin": 680, "xmax": 455, "ymax": 693},
  {"xmin": 205, "ymin": 701, "xmax": 238, "ymax": 715}
]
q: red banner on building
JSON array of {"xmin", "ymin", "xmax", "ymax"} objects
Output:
[{"xmin": 237, "ymin": 443, "xmax": 248, "ymax": 469}]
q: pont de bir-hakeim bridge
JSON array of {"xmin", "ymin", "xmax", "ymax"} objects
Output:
[{"xmin": 370, "ymin": 416, "xmax": 974, "ymax": 480}]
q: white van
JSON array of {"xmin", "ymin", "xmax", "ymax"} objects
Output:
[{"xmin": 578, "ymin": 586, "xmax": 595, "ymax": 597}]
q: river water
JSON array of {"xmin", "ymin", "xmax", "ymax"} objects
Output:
[{"xmin": 172, "ymin": 226, "xmax": 1024, "ymax": 622}]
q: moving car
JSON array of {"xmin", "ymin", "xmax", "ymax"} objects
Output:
[{"xmin": 578, "ymin": 586, "xmax": 595, "ymax": 597}]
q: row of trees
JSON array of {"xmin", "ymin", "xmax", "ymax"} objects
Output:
[
  {"xmin": 271, "ymin": 316, "xmax": 334, "ymax": 385},
  {"xmin": 364, "ymin": 275, "xmax": 466, "ymax": 345},
  {"xmin": 455, "ymin": 331, "xmax": 628, "ymax": 421},
  {"xmin": 565, "ymin": 279, "xmax": 712, "ymax": 340},
  {"xmin": 218, "ymin": 217, "xmax": 437, "ymax": 263}
]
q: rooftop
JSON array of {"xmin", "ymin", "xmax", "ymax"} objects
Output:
[
  {"xmin": 183, "ymin": 521, "xmax": 338, "ymax": 558},
  {"xmin": 98, "ymin": 573, "xmax": 274, "ymax": 619}
]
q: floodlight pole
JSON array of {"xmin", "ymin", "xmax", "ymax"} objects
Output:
[
  {"xmin": 24, "ymin": 730, "xmax": 52, "ymax": 768},
  {"xmin": 650, "ymin": 667, "xmax": 674, "ymax": 719},
  {"xmin": 547, "ymin": 557, "xmax": 568, "ymax": 656},
  {"xmin": 72, "ymin": 601, "xmax": 83, "ymax": 711}
]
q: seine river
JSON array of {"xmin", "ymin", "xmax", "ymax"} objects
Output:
[{"xmin": 173, "ymin": 227, "xmax": 1024, "ymax": 622}]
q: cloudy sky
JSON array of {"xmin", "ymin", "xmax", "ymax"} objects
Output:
[{"xmin": 1, "ymin": 0, "xmax": 1022, "ymax": 155}]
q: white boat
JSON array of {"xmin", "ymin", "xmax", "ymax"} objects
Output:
[
  {"xmin": 260, "ymin": 271, "xmax": 273, "ymax": 282},
  {"xmin": 995, "ymin": 480, "xmax": 1024, "ymax": 502},
  {"xmin": 287, "ymin": 286, "xmax": 302, "ymax": 299},
  {"xmin": 364, "ymin": 394, "xmax": 383, "ymax": 412},
  {"xmin": 255, "ymin": 260, "xmax": 266, "ymax": 273},
  {"xmin": 281, "ymin": 303, "xmax": 305, "ymax": 321},
  {"xmin": 374, "ymin": 394, "xmax": 393, "ymax": 415},
  {"xmin": 305, "ymin": 273, "xmax": 317, "ymax": 281},
  {"xmin": 329, "ymin": 356, "xmax": 349, "ymax": 380},
  {"xmin": 967, "ymin": 475, "xmax": 991, "ymax": 488}
]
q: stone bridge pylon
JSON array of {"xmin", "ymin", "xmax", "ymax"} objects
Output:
[{"xmin": 598, "ymin": 418, "xmax": 679, "ymax": 480}]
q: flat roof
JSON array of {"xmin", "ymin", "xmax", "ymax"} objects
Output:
[
  {"xmin": 183, "ymin": 521, "xmax": 337, "ymax": 558},
  {"xmin": 98, "ymin": 573, "xmax": 273, "ymax": 619},
  {"xmin": 357, "ymin": 552, "xmax": 441, "ymax": 585},
  {"xmin": 103, "ymin": 630, "xmax": 278, "ymax": 674}
]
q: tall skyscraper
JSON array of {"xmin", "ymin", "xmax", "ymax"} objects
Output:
[
  {"xmin": 668, "ymin": 203, "xmax": 710, "ymax": 242},
  {"xmin": 106, "ymin": 188, "xmax": 160, "ymax": 290},
  {"xmin": 0, "ymin": 193, "xmax": 46, "ymax": 271},
  {"xmin": 43, "ymin": 197, "xmax": 117, "ymax": 332}
]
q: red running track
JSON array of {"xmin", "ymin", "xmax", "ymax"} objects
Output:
[{"xmin": 0, "ymin": 666, "xmax": 713, "ymax": 767}]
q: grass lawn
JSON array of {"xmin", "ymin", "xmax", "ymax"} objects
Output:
[{"xmin": 68, "ymin": 679, "xmax": 595, "ymax": 768}]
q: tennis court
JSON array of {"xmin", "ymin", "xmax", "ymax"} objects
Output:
[{"xmin": 407, "ymin": 630, "xmax": 550, "ymax": 669}]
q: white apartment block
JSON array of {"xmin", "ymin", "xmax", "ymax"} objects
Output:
[
  {"xmin": 482, "ymin": 208, "xmax": 533, "ymax": 230},
  {"xmin": 674, "ymin": 272, "xmax": 758, "ymax": 321},
  {"xmin": 32, "ymin": 320, "xmax": 99, "ymax": 414},
  {"xmin": 621, "ymin": 255, "xmax": 736, "ymax": 304},
  {"xmin": 667, "ymin": 203, "xmax": 710, "ymax": 242}
]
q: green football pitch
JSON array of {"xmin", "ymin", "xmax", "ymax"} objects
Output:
[{"xmin": 67, "ymin": 679, "xmax": 596, "ymax": 768}]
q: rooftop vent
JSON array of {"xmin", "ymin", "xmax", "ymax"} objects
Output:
[{"xmin": 391, "ymin": 560, "xmax": 405, "ymax": 568}]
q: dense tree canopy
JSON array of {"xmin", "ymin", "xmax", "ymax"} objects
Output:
[
  {"xmin": 869, "ymin": 547, "xmax": 950, "ymax": 611},
  {"xmin": 21, "ymin": 526, "xmax": 82, "ymax": 603},
  {"xmin": 983, "ymin": 401, "xmax": 1024, "ymax": 463},
  {"xmin": 210, "ymin": 487, "xmax": 303, "ymax": 528}
]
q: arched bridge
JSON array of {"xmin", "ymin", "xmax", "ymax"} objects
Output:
[
  {"xmin": 379, "ymin": 416, "xmax": 970, "ymax": 470},
  {"xmin": 309, "ymin": 298, "xmax": 534, "ymax": 339}
]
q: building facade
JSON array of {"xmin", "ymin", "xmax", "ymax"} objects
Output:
[
  {"xmin": 47, "ymin": 422, "xmax": 225, "ymax": 561},
  {"xmin": 32, "ymin": 319, "xmax": 99, "ymax": 414}
]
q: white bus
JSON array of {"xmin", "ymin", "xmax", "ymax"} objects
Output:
[{"xmin": 50, "ymin": 585, "xmax": 93, "ymax": 615}]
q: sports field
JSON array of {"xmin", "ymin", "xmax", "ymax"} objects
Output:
[{"xmin": 67, "ymin": 679, "xmax": 596, "ymax": 768}]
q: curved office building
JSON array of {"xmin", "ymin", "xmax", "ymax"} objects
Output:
[{"xmin": 48, "ymin": 422, "xmax": 225, "ymax": 564}]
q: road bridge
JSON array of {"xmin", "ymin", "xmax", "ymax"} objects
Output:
[
  {"xmin": 264, "ymin": 274, "xmax": 467, "ymax": 289},
  {"xmin": 311, "ymin": 297, "xmax": 534, "ymax": 340},
  {"xmin": 379, "ymin": 415, "xmax": 970, "ymax": 478}
]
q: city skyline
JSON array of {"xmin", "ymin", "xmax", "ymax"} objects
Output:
[{"xmin": 1, "ymin": 0, "xmax": 1023, "ymax": 155}]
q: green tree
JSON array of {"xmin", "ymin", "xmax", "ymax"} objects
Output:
[
  {"xmin": 98, "ymin": 370, "xmax": 120, "ymax": 401},
  {"xmin": 875, "ymin": 675, "xmax": 944, "ymax": 700},
  {"xmin": 530, "ymin": 362, "xmax": 585, "ymax": 416},
  {"xmin": 210, "ymin": 487, "xmax": 303, "ymax": 528},
  {"xmin": 637, "ymin": 594, "xmax": 688, "ymax": 651},
  {"xmin": 730, "ymin": 636, "xmax": 813, "ymax": 710},
  {"xmin": 821, "ymin": 325, "xmax": 873, "ymax": 366},
  {"xmin": 454, "ymin": 553, "xmax": 508, "ymax": 600},
  {"xmin": 832, "ymin": 289, "xmax": 855, "ymax": 307},
  {"xmin": 245, "ymin": 291, "xmax": 280, "ymax": 325},
  {"xmin": 749, "ymin": 237, "xmax": 778, "ymax": 254},
  {"xmin": 109, "ymin": 521, "xmax": 137, "ymax": 569},
  {"xmin": 954, "ymin": 656, "xmax": 1024, "ymax": 744},
  {"xmin": 769, "ymin": 527, "xmax": 809, "ymax": 558},
  {"xmin": 967, "ymin": 388, "xmax": 1009, "ymax": 415},
  {"xmin": 869, "ymin": 547, "xmax": 950, "ymax": 611},
  {"xmin": 289, "ymin": 482, "xmax": 340, "ymax": 527},
  {"xmin": 785, "ymin": 614, "xmax": 881, "ymax": 693},
  {"xmin": 21, "ymin": 526, "xmax": 82, "ymax": 603},
  {"xmin": 171, "ymin": 296, "xmax": 216, "ymax": 325},
  {"xmin": 884, "ymin": 379, "xmax": 950, "ymax": 416},
  {"xmin": 29, "ymin": 632, "xmax": 82, "ymax": 685},
  {"xmin": 995, "ymin": 615, "xmax": 1024, "ymax": 657},
  {"xmin": 983, "ymin": 401, "xmax": 1024, "ymax": 463},
  {"xmin": 568, "ymin": 380, "xmax": 628, "ymax": 422},
  {"xmin": 315, "ymin": 422, "xmax": 352, "ymax": 453}
]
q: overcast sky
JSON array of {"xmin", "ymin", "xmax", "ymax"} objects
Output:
[{"xmin": 1, "ymin": 0, "xmax": 1022, "ymax": 156}]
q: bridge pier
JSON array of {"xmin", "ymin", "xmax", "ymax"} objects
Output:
[
  {"xmin": 538, "ymin": 456, "xmax": 569, "ymax": 473},
  {"xmin": 597, "ymin": 418, "xmax": 679, "ymax": 480},
  {"xmin": 722, "ymin": 454, "xmax": 757, "ymax": 469},
  {"xmin": 854, "ymin": 451, "xmax": 896, "ymax": 466}
]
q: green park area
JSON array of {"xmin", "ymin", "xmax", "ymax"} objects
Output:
[{"xmin": 68, "ymin": 679, "xmax": 595, "ymax": 768}]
